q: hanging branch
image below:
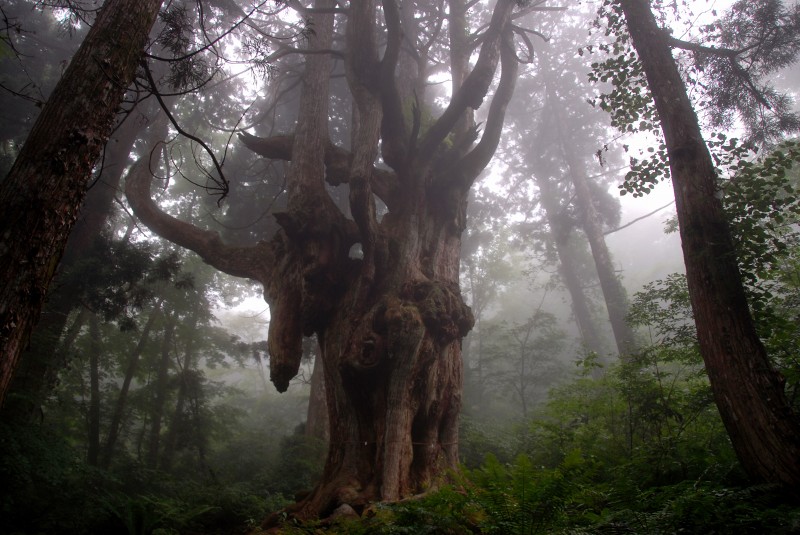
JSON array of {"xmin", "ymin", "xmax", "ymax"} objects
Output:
[
  {"xmin": 603, "ymin": 200, "xmax": 675, "ymax": 235},
  {"xmin": 142, "ymin": 60, "xmax": 230, "ymax": 201}
]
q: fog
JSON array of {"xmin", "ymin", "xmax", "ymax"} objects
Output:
[{"xmin": 1, "ymin": 0, "xmax": 799, "ymax": 532}]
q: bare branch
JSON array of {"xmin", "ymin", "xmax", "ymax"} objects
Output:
[
  {"xmin": 416, "ymin": 0, "xmax": 516, "ymax": 164},
  {"xmin": 142, "ymin": 61, "xmax": 230, "ymax": 200},
  {"xmin": 603, "ymin": 201, "xmax": 675, "ymax": 235},
  {"xmin": 125, "ymin": 150, "xmax": 273, "ymax": 284},
  {"xmin": 451, "ymin": 26, "xmax": 518, "ymax": 188},
  {"xmin": 238, "ymin": 132, "xmax": 401, "ymax": 211}
]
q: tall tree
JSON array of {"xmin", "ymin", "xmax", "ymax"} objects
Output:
[
  {"xmin": 146, "ymin": 313, "xmax": 176, "ymax": 470},
  {"xmin": 617, "ymin": 0, "xmax": 800, "ymax": 488},
  {"xmin": 126, "ymin": 0, "xmax": 543, "ymax": 520},
  {"xmin": 502, "ymin": 25, "xmax": 630, "ymax": 359},
  {"xmin": 0, "ymin": 0, "xmax": 163, "ymax": 406},
  {"xmin": 101, "ymin": 305, "xmax": 160, "ymax": 469},
  {"xmin": 86, "ymin": 312, "xmax": 102, "ymax": 466},
  {"xmin": 5, "ymin": 107, "xmax": 163, "ymax": 421},
  {"xmin": 552, "ymin": 95, "xmax": 636, "ymax": 357}
]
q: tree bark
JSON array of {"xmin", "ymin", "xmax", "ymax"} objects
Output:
[
  {"xmin": 4, "ymin": 105, "xmax": 157, "ymax": 422},
  {"xmin": 305, "ymin": 352, "xmax": 329, "ymax": 442},
  {"xmin": 127, "ymin": 0, "xmax": 520, "ymax": 521},
  {"xmin": 620, "ymin": 0, "xmax": 800, "ymax": 488},
  {"xmin": 0, "ymin": 0, "xmax": 163, "ymax": 408}
]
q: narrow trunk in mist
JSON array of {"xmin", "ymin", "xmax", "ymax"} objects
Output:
[
  {"xmin": 536, "ymin": 174, "xmax": 605, "ymax": 356},
  {"xmin": 553, "ymin": 108, "xmax": 636, "ymax": 357},
  {"xmin": 0, "ymin": 0, "xmax": 163, "ymax": 407},
  {"xmin": 569, "ymin": 163, "xmax": 636, "ymax": 357},
  {"xmin": 127, "ymin": 0, "xmax": 520, "ymax": 520},
  {"xmin": 101, "ymin": 307, "xmax": 159, "ymax": 469},
  {"xmin": 146, "ymin": 316, "xmax": 175, "ymax": 470},
  {"xmin": 513, "ymin": 323, "xmax": 534, "ymax": 419},
  {"xmin": 620, "ymin": 0, "xmax": 800, "ymax": 488},
  {"xmin": 87, "ymin": 313, "xmax": 102, "ymax": 466},
  {"xmin": 161, "ymin": 309, "xmax": 199, "ymax": 472}
]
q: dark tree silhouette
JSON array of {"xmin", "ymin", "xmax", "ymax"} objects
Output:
[
  {"xmin": 619, "ymin": 0, "xmax": 800, "ymax": 489},
  {"xmin": 0, "ymin": 0, "xmax": 164, "ymax": 407}
]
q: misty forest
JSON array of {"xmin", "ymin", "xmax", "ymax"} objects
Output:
[{"xmin": 2, "ymin": 0, "xmax": 800, "ymax": 533}]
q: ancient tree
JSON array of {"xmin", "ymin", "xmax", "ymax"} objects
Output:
[
  {"xmin": 126, "ymin": 0, "xmax": 537, "ymax": 520},
  {"xmin": 0, "ymin": 0, "xmax": 163, "ymax": 407},
  {"xmin": 619, "ymin": 0, "xmax": 800, "ymax": 488}
]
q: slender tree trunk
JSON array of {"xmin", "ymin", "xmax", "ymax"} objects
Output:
[
  {"xmin": 536, "ymin": 174, "xmax": 605, "ymax": 356},
  {"xmin": 569, "ymin": 162, "xmax": 636, "ymax": 357},
  {"xmin": 146, "ymin": 315, "xmax": 175, "ymax": 470},
  {"xmin": 101, "ymin": 306, "xmax": 159, "ymax": 469},
  {"xmin": 551, "ymin": 102, "xmax": 636, "ymax": 356},
  {"xmin": 87, "ymin": 313, "xmax": 102, "ymax": 466},
  {"xmin": 516, "ymin": 326, "xmax": 531, "ymax": 419},
  {"xmin": 160, "ymin": 308, "xmax": 198, "ymax": 472},
  {"xmin": 620, "ymin": 0, "xmax": 800, "ymax": 488},
  {"xmin": 0, "ymin": 0, "xmax": 163, "ymax": 407}
]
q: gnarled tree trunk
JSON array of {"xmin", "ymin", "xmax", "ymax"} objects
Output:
[{"xmin": 127, "ymin": 0, "xmax": 523, "ymax": 521}]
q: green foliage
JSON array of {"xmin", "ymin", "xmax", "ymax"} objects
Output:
[
  {"xmin": 0, "ymin": 420, "xmax": 118, "ymax": 534},
  {"xmin": 586, "ymin": 0, "xmax": 665, "ymax": 198},
  {"xmin": 290, "ymin": 446, "xmax": 799, "ymax": 534},
  {"xmin": 62, "ymin": 234, "xmax": 190, "ymax": 329},
  {"xmin": 479, "ymin": 312, "xmax": 569, "ymax": 419},
  {"xmin": 263, "ymin": 431, "xmax": 327, "ymax": 497},
  {"xmin": 0, "ymin": 416, "xmax": 289, "ymax": 535},
  {"xmin": 589, "ymin": 0, "xmax": 800, "ymax": 195},
  {"xmin": 280, "ymin": 273, "xmax": 798, "ymax": 534},
  {"xmin": 459, "ymin": 414, "xmax": 515, "ymax": 469},
  {"xmin": 722, "ymin": 140, "xmax": 800, "ymax": 295},
  {"xmin": 692, "ymin": 0, "xmax": 800, "ymax": 144},
  {"xmin": 636, "ymin": 140, "xmax": 800, "ymax": 397},
  {"xmin": 715, "ymin": 140, "xmax": 800, "ymax": 395}
]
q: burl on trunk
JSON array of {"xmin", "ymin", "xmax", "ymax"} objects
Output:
[{"xmin": 127, "ymin": 0, "xmax": 524, "ymax": 521}]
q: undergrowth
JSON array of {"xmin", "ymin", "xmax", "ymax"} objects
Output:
[{"xmin": 275, "ymin": 452, "xmax": 800, "ymax": 534}]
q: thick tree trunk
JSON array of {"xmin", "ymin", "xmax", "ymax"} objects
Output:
[
  {"xmin": 285, "ymin": 216, "xmax": 472, "ymax": 520},
  {"xmin": 0, "ymin": 0, "xmax": 163, "ymax": 407},
  {"xmin": 4, "ymin": 108, "xmax": 153, "ymax": 422},
  {"xmin": 620, "ymin": 0, "xmax": 800, "ymax": 488},
  {"xmin": 127, "ymin": 0, "xmax": 519, "ymax": 522}
]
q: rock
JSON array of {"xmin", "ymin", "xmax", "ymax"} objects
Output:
[{"xmin": 330, "ymin": 503, "xmax": 358, "ymax": 520}]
